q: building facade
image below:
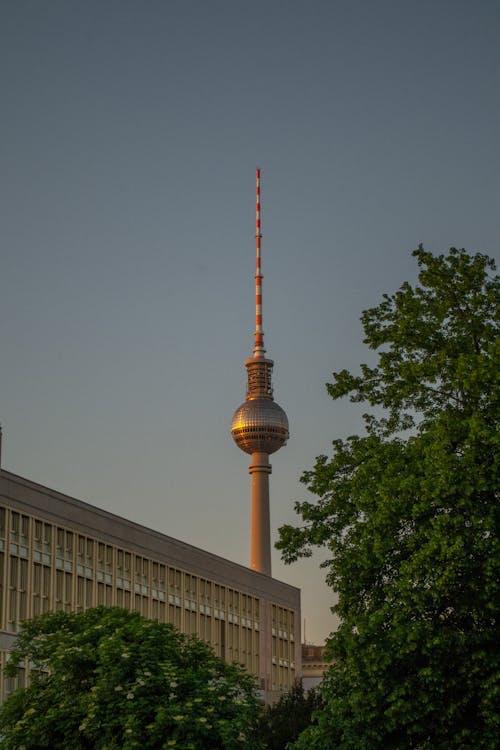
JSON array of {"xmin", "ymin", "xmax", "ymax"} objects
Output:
[
  {"xmin": 301, "ymin": 644, "xmax": 330, "ymax": 691},
  {"xmin": 0, "ymin": 468, "xmax": 301, "ymax": 703}
]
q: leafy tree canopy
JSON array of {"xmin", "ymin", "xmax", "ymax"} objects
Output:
[
  {"xmin": 277, "ymin": 247, "xmax": 499, "ymax": 749},
  {"xmin": 254, "ymin": 679, "xmax": 323, "ymax": 750},
  {"xmin": 0, "ymin": 607, "xmax": 261, "ymax": 750}
]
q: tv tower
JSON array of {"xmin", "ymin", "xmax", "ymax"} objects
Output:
[{"xmin": 231, "ymin": 169, "xmax": 289, "ymax": 576}]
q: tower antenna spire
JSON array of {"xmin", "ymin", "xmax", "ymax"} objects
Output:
[{"xmin": 254, "ymin": 167, "xmax": 265, "ymax": 357}]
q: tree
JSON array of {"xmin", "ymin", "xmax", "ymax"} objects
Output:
[
  {"xmin": 253, "ymin": 680, "xmax": 323, "ymax": 750},
  {"xmin": 277, "ymin": 247, "xmax": 499, "ymax": 749},
  {"xmin": 0, "ymin": 607, "xmax": 262, "ymax": 750}
]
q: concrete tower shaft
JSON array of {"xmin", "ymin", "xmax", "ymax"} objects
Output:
[{"xmin": 231, "ymin": 169, "xmax": 289, "ymax": 576}]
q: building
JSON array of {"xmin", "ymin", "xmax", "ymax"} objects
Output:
[
  {"xmin": 0, "ymin": 170, "xmax": 300, "ymax": 703},
  {"xmin": 301, "ymin": 644, "xmax": 331, "ymax": 691},
  {"xmin": 0, "ymin": 468, "xmax": 300, "ymax": 703}
]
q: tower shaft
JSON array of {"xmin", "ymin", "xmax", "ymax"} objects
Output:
[{"xmin": 249, "ymin": 452, "xmax": 272, "ymax": 575}]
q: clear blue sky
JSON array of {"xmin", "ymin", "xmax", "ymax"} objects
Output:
[{"xmin": 1, "ymin": 0, "xmax": 498, "ymax": 644}]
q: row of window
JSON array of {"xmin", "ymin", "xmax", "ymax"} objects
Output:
[{"xmin": 2, "ymin": 509, "xmax": 266, "ymax": 622}]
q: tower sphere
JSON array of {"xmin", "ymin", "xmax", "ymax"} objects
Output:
[{"xmin": 231, "ymin": 397, "xmax": 289, "ymax": 455}]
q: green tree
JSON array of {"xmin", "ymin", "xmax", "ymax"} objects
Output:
[
  {"xmin": 254, "ymin": 680, "xmax": 323, "ymax": 750},
  {"xmin": 277, "ymin": 247, "xmax": 499, "ymax": 749},
  {"xmin": 0, "ymin": 607, "xmax": 262, "ymax": 750}
]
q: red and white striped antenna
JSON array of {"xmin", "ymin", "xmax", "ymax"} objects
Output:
[{"xmin": 254, "ymin": 167, "xmax": 265, "ymax": 357}]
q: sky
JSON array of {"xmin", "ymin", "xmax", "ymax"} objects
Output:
[{"xmin": 1, "ymin": 0, "xmax": 499, "ymax": 645}]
